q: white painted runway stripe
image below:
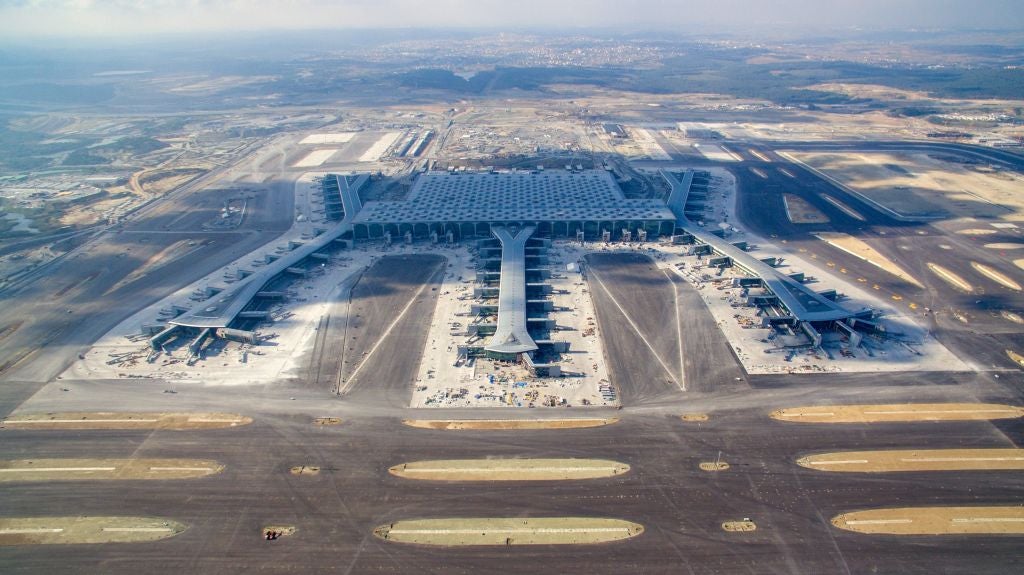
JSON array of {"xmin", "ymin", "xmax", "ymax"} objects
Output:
[
  {"xmin": 0, "ymin": 528, "xmax": 63, "ymax": 534},
  {"xmin": 101, "ymin": 527, "xmax": 174, "ymax": 533},
  {"xmin": 148, "ymin": 467, "xmax": 217, "ymax": 472},
  {"xmin": 186, "ymin": 418, "xmax": 245, "ymax": 423}
]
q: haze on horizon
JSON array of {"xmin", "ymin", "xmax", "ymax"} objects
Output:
[{"xmin": 1, "ymin": 0, "xmax": 1022, "ymax": 40}]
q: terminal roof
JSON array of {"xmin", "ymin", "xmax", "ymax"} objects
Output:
[{"xmin": 352, "ymin": 170, "xmax": 674, "ymax": 224}]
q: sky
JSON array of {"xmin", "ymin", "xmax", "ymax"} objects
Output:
[{"xmin": 0, "ymin": 0, "xmax": 1022, "ymax": 38}]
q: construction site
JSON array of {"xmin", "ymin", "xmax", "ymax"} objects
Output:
[{"xmin": 60, "ymin": 156, "xmax": 969, "ymax": 399}]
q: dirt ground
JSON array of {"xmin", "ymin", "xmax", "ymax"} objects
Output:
[
  {"xmin": 813, "ymin": 232, "xmax": 922, "ymax": 288},
  {"xmin": 402, "ymin": 418, "xmax": 618, "ymax": 430},
  {"xmin": 1, "ymin": 412, "xmax": 251, "ymax": 430},
  {"xmin": 791, "ymin": 151, "xmax": 1024, "ymax": 220},
  {"xmin": 797, "ymin": 449, "xmax": 1024, "ymax": 472},
  {"xmin": 784, "ymin": 194, "xmax": 830, "ymax": 223},
  {"xmin": 0, "ymin": 458, "xmax": 224, "ymax": 482},
  {"xmin": 374, "ymin": 517, "xmax": 644, "ymax": 546},
  {"xmin": 0, "ymin": 517, "xmax": 187, "ymax": 545},
  {"xmin": 388, "ymin": 458, "xmax": 630, "ymax": 481},
  {"xmin": 771, "ymin": 403, "xmax": 1024, "ymax": 423},
  {"xmin": 833, "ymin": 507, "xmax": 1024, "ymax": 535}
]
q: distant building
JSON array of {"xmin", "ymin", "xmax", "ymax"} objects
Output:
[
  {"xmin": 603, "ymin": 123, "xmax": 627, "ymax": 138},
  {"xmin": 679, "ymin": 123, "xmax": 721, "ymax": 140}
]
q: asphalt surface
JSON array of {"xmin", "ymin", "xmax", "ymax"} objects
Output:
[
  {"xmin": 586, "ymin": 253, "xmax": 687, "ymax": 402},
  {"xmin": 729, "ymin": 143, "xmax": 1024, "ymax": 372},
  {"xmin": 338, "ymin": 254, "xmax": 447, "ymax": 408},
  {"xmin": 1, "ymin": 397, "xmax": 1022, "ymax": 574},
  {"xmin": 0, "ymin": 172, "xmax": 294, "ymax": 388},
  {"xmin": 1, "ymin": 140, "xmax": 1023, "ymax": 573}
]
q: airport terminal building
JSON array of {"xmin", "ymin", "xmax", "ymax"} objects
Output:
[
  {"xmin": 156, "ymin": 167, "xmax": 875, "ymax": 361},
  {"xmin": 349, "ymin": 169, "xmax": 677, "ymax": 242}
]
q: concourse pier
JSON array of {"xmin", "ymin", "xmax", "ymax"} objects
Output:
[
  {"xmin": 463, "ymin": 225, "xmax": 565, "ymax": 376},
  {"xmin": 485, "ymin": 226, "xmax": 539, "ymax": 358}
]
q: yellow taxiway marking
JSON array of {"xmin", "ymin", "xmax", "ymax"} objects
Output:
[
  {"xmin": 971, "ymin": 262, "xmax": 1022, "ymax": 291},
  {"xmin": 927, "ymin": 263, "xmax": 973, "ymax": 292},
  {"xmin": 984, "ymin": 243, "xmax": 1024, "ymax": 250},
  {"xmin": 403, "ymin": 418, "xmax": 618, "ymax": 430},
  {"xmin": 771, "ymin": 403, "xmax": 1024, "ymax": 423},
  {"xmin": 799, "ymin": 449, "xmax": 1024, "ymax": 472},
  {"xmin": 374, "ymin": 517, "xmax": 644, "ymax": 546},
  {"xmin": 833, "ymin": 507, "xmax": 1024, "ymax": 535},
  {"xmin": 1006, "ymin": 350, "xmax": 1024, "ymax": 368}
]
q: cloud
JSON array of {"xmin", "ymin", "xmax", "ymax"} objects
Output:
[{"xmin": 0, "ymin": 0, "xmax": 1021, "ymax": 38}]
